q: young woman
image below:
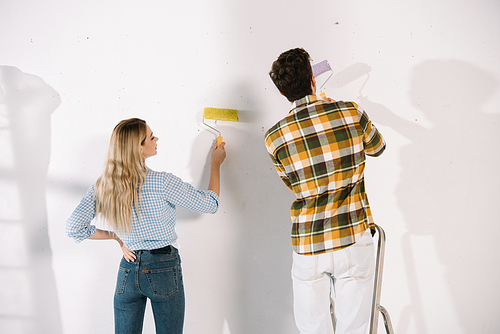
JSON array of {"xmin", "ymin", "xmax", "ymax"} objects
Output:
[{"xmin": 66, "ymin": 118, "xmax": 226, "ymax": 334}]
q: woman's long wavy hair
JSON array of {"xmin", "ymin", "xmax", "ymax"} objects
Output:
[{"xmin": 94, "ymin": 118, "xmax": 147, "ymax": 233}]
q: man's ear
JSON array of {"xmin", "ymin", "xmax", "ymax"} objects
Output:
[{"xmin": 311, "ymin": 75, "xmax": 317, "ymax": 93}]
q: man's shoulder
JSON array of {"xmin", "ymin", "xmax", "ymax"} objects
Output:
[
  {"xmin": 320, "ymin": 100, "xmax": 362, "ymax": 120},
  {"xmin": 321, "ymin": 99, "xmax": 358, "ymax": 109},
  {"xmin": 341, "ymin": 100, "xmax": 359, "ymax": 109},
  {"xmin": 264, "ymin": 99, "xmax": 360, "ymax": 138},
  {"xmin": 264, "ymin": 115, "xmax": 287, "ymax": 139},
  {"xmin": 264, "ymin": 114, "xmax": 292, "ymax": 153}
]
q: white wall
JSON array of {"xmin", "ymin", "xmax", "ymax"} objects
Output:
[{"xmin": 1, "ymin": 0, "xmax": 499, "ymax": 333}]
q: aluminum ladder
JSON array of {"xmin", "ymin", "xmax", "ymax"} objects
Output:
[
  {"xmin": 330, "ymin": 224, "xmax": 395, "ymax": 333},
  {"xmin": 369, "ymin": 224, "xmax": 394, "ymax": 334}
]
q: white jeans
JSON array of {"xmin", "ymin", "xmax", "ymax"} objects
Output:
[{"xmin": 292, "ymin": 229, "xmax": 374, "ymax": 334}]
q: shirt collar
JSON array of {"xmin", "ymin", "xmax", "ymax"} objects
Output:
[{"xmin": 290, "ymin": 95, "xmax": 318, "ymax": 114}]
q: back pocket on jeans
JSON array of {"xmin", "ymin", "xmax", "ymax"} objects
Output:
[
  {"xmin": 145, "ymin": 267, "xmax": 178, "ymax": 297},
  {"xmin": 115, "ymin": 267, "xmax": 130, "ymax": 294},
  {"xmin": 346, "ymin": 242, "xmax": 374, "ymax": 280},
  {"xmin": 292, "ymin": 252, "xmax": 320, "ymax": 281}
]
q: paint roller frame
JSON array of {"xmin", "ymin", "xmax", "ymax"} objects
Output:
[
  {"xmin": 312, "ymin": 61, "xmax": 373, "ymax": 100},
  {"xmin": 312, "ymin": 60, "xmax": 333, "ymax": 99}
]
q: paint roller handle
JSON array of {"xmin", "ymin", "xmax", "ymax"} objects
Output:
[
  {"xmin": 217, "ymin": 136, "xmax": 223, "ymax": 147},
  {"xmin": 211, "ymin": 141, "xmax": 226, "ymax": 167},
  {"xmin": 208, "ymin": 142, "xmax": 226, "ymax": 197}
]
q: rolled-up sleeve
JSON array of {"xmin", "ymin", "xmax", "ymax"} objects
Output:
[
  {"xmin": 162, "ymin": 173, "xmax": 219, "ymax": 214},
  {"xmin": 66, "ymin": 185, "xmax": 97, "ymax": 243}
]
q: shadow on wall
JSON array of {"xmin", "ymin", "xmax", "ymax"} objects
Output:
[
  {"xmin": 0, "ymin": 67, "xmax": 63, "ymax": 333},
  {"xmin": 176, "ymin": 128, "xmax": 214, "ymax": 221},
  {"xmin": 223, "ymin": 127, "xmax": 297, "ymax": 334},
  {"xmin": 219, "ymin": 82, "xmax": 298, "ymax": 333},
  {"xmin": 176, "ymin": 88, "xmax": 297, "ymax": 333},
  {"xmin": 360, "ymin": 59, "xmax": 499, "ymax": 333}
]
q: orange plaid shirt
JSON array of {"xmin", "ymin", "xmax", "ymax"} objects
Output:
[{"xmin": 265, "ymin": 95, "xmax": 386, "ymax": 255}]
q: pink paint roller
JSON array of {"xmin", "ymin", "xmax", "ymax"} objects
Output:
[{"xmin": 312, "ymin": 60, "xmax": 333, "ymax": 99}]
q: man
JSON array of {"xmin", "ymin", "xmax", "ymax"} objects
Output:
[{"xmin": 265, "ymin": 48, "xmax": 386, "ymax": 334}]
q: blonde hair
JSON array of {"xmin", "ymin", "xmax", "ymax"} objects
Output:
[{"xmin": 94, "ymin": 118, "xmax": 147, "ymax": 233}]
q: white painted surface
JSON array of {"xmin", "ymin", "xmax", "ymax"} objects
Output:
[{"xmin": 1, "ymin": 0, "xmax": 499, "ymax": 333}]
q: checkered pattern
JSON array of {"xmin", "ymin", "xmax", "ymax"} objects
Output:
[
  {"xmin": 66, "ymin": 168, "xmax": 219, "ymax": 250},
  {"xmin": 265, "ymin": 95, "xmax": 385, "ymax": 255}
]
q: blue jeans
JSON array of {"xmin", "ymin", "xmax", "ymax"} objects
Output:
[{"xmin": 114, "ymin": 246, "xmax": 185, "ymax": 334}]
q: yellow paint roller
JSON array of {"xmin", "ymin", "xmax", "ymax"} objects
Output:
[{"xmin": 202, "ymin": 107, "xmax": 239, "ymax": 146}]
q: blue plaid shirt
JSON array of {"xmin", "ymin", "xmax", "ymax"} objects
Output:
[{"xmin": 66, "ymin": 168, "xmax": 219, "ymax": 250}]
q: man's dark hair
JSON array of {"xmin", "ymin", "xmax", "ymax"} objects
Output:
[{"xmin": 269, "ymin": 48, "xmax": 313, "ymax": 102}]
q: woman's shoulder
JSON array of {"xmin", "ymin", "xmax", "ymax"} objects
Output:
[{"xmin": 145, "ymin": 168, "xmax": 179, "ymax": 183}]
